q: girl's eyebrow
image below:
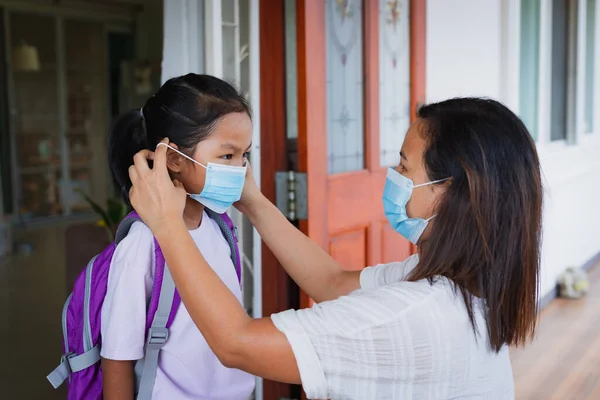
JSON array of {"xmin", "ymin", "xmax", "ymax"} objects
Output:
[{"xmin": 220, "ymin": 142, "xmax": 253, "ymax": 152}]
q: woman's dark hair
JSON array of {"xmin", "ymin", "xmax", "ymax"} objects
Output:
[
  {"xmin": 108, "ymin": 73, "xmax": 250, "ymax": 203},
  {"xmin": 409, "ymin": 98, "xmax": 542, "ymax": 352}
]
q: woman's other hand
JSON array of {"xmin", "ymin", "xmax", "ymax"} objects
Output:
[
  {"xmin": 128, "ymin": 138, "xmax": 187, "ymax": 234},
  {"xmin": 235, "ymin": 162, "xmax": 265, "ymax": 215}
]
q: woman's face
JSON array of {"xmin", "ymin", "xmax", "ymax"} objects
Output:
[
  {"xmin": 167, "ymin": 112, "xmax": 253, "ymax": 195},
  {"xmin": 394, "ymin": 119, "xmax": 447, "ymax": 240}
]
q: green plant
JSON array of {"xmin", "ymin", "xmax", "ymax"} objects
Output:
[{"xmin": 74, "ymin": 189, "xmax": 129, "ymax": 242}]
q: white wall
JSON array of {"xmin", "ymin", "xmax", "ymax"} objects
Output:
[
  {"xmin": 426, "ymin": 0, "xmax": 503, "ymax": 102},
  {"xmin": 426, "ymin": 0, "xmax": 600, "ymax": 298}
]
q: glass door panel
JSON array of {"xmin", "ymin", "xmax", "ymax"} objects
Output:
[{"xmin": 9, "ymin": 13, "xmax": 62, "ymax": 219}]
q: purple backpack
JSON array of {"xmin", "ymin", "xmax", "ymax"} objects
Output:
[{"xmin": 47, "ymin": 210, "xmax": 241, "ymax": 400}]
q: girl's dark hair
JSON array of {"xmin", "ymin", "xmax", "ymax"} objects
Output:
[
  {"xmin": 409, "ymin": 98, "xmax": 542, "ymax": 352},
  {"xmin": 108, "ymin": 73, "xmax": 250, "ymax": 203}
]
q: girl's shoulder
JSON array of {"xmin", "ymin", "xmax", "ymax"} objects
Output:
[{"xmin": 111, "ymin": 221, "xmax": 156, "ymax": 271}]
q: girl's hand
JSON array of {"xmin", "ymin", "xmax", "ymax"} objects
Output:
[
  {"xmin": 235, "ymin": 162, "xmax": 266, "ymax": 215},
  {"xmin": 128, "ymin": 138, "xmax": 187, "ymax": 234}
]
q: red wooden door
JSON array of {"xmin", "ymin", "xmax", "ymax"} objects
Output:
[
  {"xmin": 295, "ymin": 0, "xmax": 426, "ymax": 309},
  {"xmin": 259, "ymin": 1, "xmax": 426, "ymax": 398}
]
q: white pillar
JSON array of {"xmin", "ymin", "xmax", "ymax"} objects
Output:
[
  {"xmin": 204, "ymin": 0, "xmax": 224, "ymax": 77},
  {"xmin": 161, "ymin": 0, "xmax": 205, "ymax": 83},
  {"xmin": 500, "ymin": 0, "xmax": 521, "ymax": 113}
]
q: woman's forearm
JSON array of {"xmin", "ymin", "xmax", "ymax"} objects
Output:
[
  {"xmin": 152, "ymin": 219, "xmax": 301, "ymax": 384},
  {"xmin": 242, "ymin": 195, "xmax": 360, "ymax": 303},
  {"xmin": 154, "ymin": 220, "xmax": 252, "ymax": 363}
]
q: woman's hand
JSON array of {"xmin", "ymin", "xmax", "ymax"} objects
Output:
[
  {"xmin": 234, "ymin": 162, "xmax": 266, "ymax": 216},
  {"xmin": 128, "ymin": 138, "xmax": 187, "ymax": 234}
]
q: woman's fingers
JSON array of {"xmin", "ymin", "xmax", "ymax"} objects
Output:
[
  {"xmin": 127, "ymin": 138, "xmax": 186, "ymax": 234},
  {"xmin": 128, "ymin": 165, "xmax": 138, "ymax": 184},
  {"xmin": 153, "ymin": 138, "xmax": 169, "ymax": 171},
  {"xmin": 133, "ymin": 150, "xmax": 153, "ymax": 176}
]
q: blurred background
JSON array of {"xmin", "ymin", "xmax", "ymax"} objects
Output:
[{"xmin": 0, "ymin": 0, "xmax": 598, "ymax": 399}]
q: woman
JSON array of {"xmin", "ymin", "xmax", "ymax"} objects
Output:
[{"xmin": 128, "ymin": 98, "xmax": 542, "ymax": 399}]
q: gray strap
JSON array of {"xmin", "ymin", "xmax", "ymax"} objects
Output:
[
  {"xmin": 47, "ymin": 359, "xmax": 70, "ymax": 389},
  {"xmin": 205, "ymin": 209, "xmax": 238, "ymax": 269},
  {"xmin": 136, "ymin": 263, "xmax": 175, "ymax": 400},
  {"xmin": 115, "ymin": 215, "xmax": 142, "ymax": 245},
  {"xmin": 83, "ymin": 256, "xmax": 98, "ymax": 352},
  {"xmin": 69, "ymin": 344, "xmax": 101, "ymax": 372},
  {"xmin": 46, "ymin": 345, "xmax": 101, "ymax": 389}
]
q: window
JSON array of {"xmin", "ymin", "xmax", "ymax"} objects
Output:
[
  {"xmin": 326, "ymin": 0, "xmax": 365, "ymax": 174},
  {"xmin": 550, "ymin": 0, "xmax": 577, "ymax": 142},
  {"xmin": 585, "ymin": 0, "xmax": 597, "ymax": 133},
  {"xmin": 520, "ymin": 0, "xmax": 541, "ymax": 139}
]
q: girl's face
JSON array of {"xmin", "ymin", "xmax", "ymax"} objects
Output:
[
  {"xmin": 394, "ymin": 119, "xmax": 447, "ymax": 241},
  {"xmin": 167, "ymin": 112, "xmax": 253, "ymax": 195}
]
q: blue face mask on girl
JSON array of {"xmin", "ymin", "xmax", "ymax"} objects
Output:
[
  {"xmin": 382, "ymin": 168, "xmax": 449, "ymax": 244},
  {"xmin": 157, "ymin": 143, "xmax": 247, "ymax": 214}
]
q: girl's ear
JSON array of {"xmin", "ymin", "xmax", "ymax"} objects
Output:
[{"xmin": 166, "ymin": 143, "xmax": 185, "ymax": 174}]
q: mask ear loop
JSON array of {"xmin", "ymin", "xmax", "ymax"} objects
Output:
[
  {"xmin": 413, "ymin": 177, "xmax": 451, "ymax": 189},
  {"xmin": 155, "ymin": 142, "xmax": 208, "ymax": 198},
  {"xmin": 156, "ymin": 142, "xmax": 208, "ymax": 169},
  {"xmin": 418, "ymin": 177, "xmax": 451, "ymax": 222}
]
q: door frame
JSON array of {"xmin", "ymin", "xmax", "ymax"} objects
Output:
[{"xmin": 258, "ymin": 1, "xmax": 300, "ymax": 399}]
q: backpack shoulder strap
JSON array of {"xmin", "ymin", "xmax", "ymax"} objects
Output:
[
  {"xmin": 205, "ymin": 209, "xmax": 242, "ymax": 284},
  {"xmin": 115, "ymin": 212, "xmax": 180, "ymax": 399},
  {"xmin": 115, "ymin": 211, "xmax": 142, "ymax": 245},
  {"xmin": 136, "ymin": 241, "xmax": 178, "ymax": 400}
]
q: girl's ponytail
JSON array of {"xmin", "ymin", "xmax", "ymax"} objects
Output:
[{"xmin": 107, "ymin": 109, "xmax": 148, "ymax": 204}]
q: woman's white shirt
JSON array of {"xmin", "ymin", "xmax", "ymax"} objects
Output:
[{"xmin": 271, "ymin": 255, "xmax": 514, "ymax": 400}]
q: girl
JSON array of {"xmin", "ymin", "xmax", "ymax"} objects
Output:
[
  {"xmin": 128, "ymin": 98, "xmax": 542, "ymax": 399},
  {"xmin": 101, "ymin": 74, "xmax": 255, "ymax": 400}
]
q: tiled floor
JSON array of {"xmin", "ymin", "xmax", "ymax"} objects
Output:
[{"xmin": 1, "ymin": 223, "xmax": 73, "ymax": 400}]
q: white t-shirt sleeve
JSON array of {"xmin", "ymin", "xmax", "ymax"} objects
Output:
[
  {"xmin": 100, "ymin": 222, "xmax": 155, "ymax": 361},
  {"xmin": 359, "ymin": 254, "xmax": 420, "ymax": 290}
]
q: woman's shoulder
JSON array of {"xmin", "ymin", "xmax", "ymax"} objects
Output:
[{"xmin": 360, "ymin": 254, "xmax": 420, "ymax": 289}]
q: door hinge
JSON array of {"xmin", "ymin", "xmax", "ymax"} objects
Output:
[{"xmin": 275, "ymin": 171, "xmax": 307, "ymax": 221}]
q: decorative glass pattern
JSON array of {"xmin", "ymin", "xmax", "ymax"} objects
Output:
[
  {"xmin": 326, "ymin": 0, "xmax": 365, "ymax": 174},
  {"xmin": 379, "ymin": 0, "xmax": 410, "ymax": 167}
]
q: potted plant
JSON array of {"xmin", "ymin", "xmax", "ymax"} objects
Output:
[
  {"xmin": 65, "ymin": 191, "xmax": 129, "ymax": 290},
  {"xmin": 74, "ymin": 189, "xmax": 129, "ymax": 242}
]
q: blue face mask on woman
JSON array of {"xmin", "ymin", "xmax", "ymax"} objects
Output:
[
  {"xmin": 382, "ymin": 168, "xmax": 449, "ymax": 244},
  {"xmin": 157, "ymin": 143, "xmax": 247, "ymax": 214}
]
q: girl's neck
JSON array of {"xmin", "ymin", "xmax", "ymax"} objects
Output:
[{"xmin": 182, "ymin": 197, "xmax": 205, "ymax": 230}]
